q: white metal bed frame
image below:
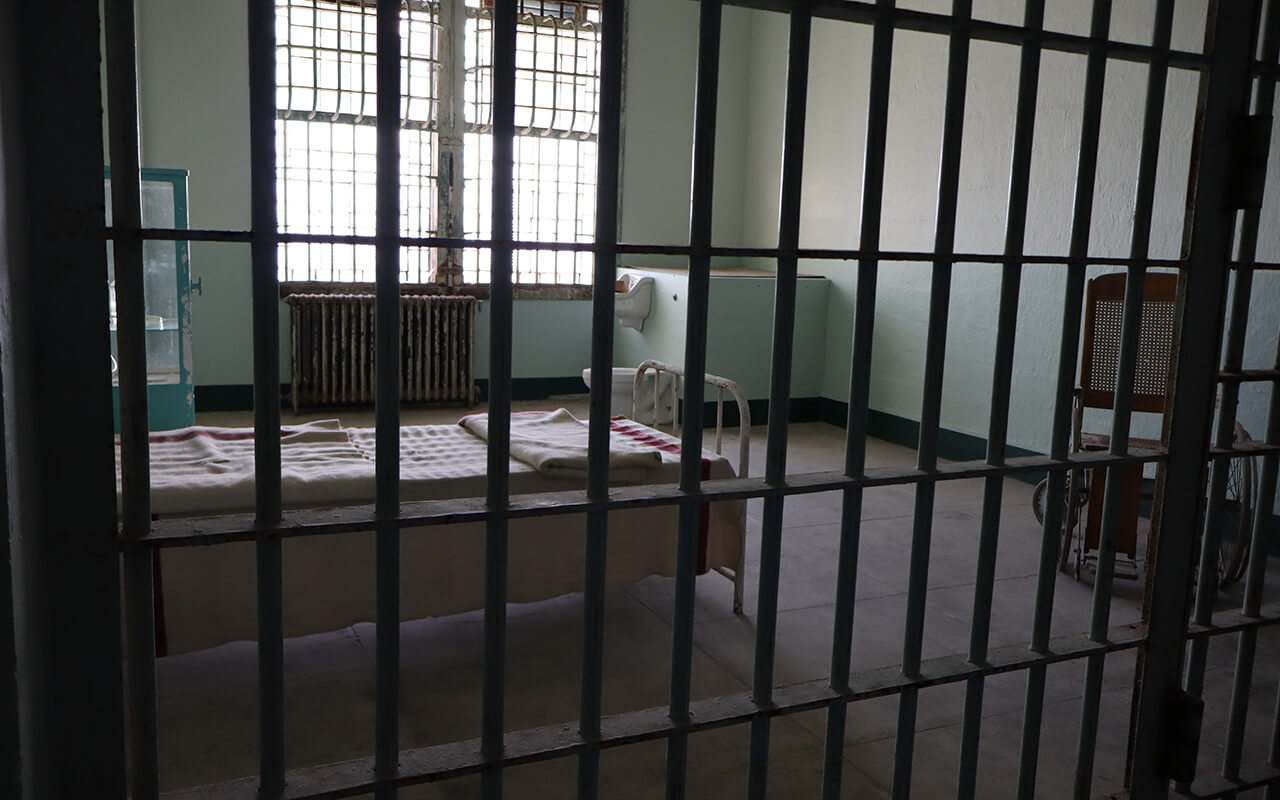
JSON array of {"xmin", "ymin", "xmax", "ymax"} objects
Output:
[{"xmin": 632, "ymin": 359, "xmax": 751, "ymax": 614}]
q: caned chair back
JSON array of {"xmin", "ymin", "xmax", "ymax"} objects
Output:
[{"xmin": 1077, "ymin": 272, "xmax": 1178, "ymax": 415}]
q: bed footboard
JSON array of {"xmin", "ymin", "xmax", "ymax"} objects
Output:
[{"xmin": 632, "ymin": 359, "xmax": 750, "ymax": 614}]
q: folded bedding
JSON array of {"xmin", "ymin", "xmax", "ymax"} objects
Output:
[
  {"xmin": 136, "ymin": 419, "xmax": 376, "ymax": 515},
  {"xmin": 458, "ymin": 408, "xmax": 662, "ymax": 479}
]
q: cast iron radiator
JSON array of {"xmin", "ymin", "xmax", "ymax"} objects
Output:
[{"xmin": 284, "ymin": 293, "xmax": 477, "ymax": 412}]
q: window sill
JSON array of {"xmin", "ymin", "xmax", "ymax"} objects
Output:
[{"xmin": 278, "ymin": 281, "xmax": 593, "ymax": 301}]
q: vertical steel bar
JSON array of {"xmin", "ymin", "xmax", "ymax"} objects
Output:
[
  {"xmin": 1185, "ymin": 51, "xmax": 1263, "ymax": 783},
  {"xmin": 667, "ymin": 1, "xmax": 721, "ymax": 795},
  {"xmin": 249, "ymin": 0, "xmax": 285, "ymax": 794},
  {"xmin": 747, "ymin": 8, "xmax": 811, "ymax": 797},
  {"xmin": 1014, "ymin": 0, "xmax": 1101, "ymax": 794},
  {"xmin": 484, "ymin": 1, "xmax": 517, "ymax": 797},
  {"xmin": 577, "ymin": 0, "xmax": 623, "ymax": 795},
  {"xmin": 374, "ymin": 0, "xmax": 402, "ymax": 796},
  {"xmin": 1073, "ymin": 1, "xmax": 1176, "ymax": 795},
  {"xmin": 102, "ymin": 0, "xmax": 157, "ymax": 796},
  {"xmin": 1271, "ymin": 682, "xmax": 1280, "ymax": 800},
  {"xmin": 1232, "ymin": 398, "xmax": 1279, "ymax": 784},
  {"xmin": 7, "ymin": 2, "xmax": 127, "ymax": 793},
  {"xmin": 1221, "ymin": 0, "xmax": 1279, "ymax": 781},
  {"xmin": 892, "ymin": 2, "xmax": 999, "ymax": 794},
  {"xmin": 1130, "ymin": 3, "xmax": 1260, "ymax": 796},
  {"xmin": 1124, "ymin": 1, "xmax": 1178, "ymax": 789},
  {"xmin": 921, "ymin": 3, "xmax": 977, "ymax": 793},
  {"xmin": 822, "ymin": 5, "xmax": 895, "ymax": 797},
  {"xmin": 890, "ymin": 6, "xmax": 977, "ymax": 798}
]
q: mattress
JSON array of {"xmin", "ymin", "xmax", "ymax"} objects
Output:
[{"xmin": 123, "ymin": 412, "xmax": 745, "ymax": 654}]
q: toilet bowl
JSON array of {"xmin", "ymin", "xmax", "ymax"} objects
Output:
[{"xmin": 581, "ymin": 367, "xmax": 676, "ymax": 424}]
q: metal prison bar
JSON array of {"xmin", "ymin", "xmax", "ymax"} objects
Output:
[{"xmin": 94, "ymin": 3, "xmax": 1280, "ymax": 800}]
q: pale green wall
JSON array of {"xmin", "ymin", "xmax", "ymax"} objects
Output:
[
  {"xmin": 136, "ymin": 1, "xmax": 257, "ymax": 386},
  {"xmin": 131, "ymin": 0, "xmax": 754, "ymax": 388},
  {"xmin": 127, "ymin": 0, "xmax": 1280, "ymax": 472},
  {"xmin": 473, "ymin": 300, "xmax": 595, "ymax": 380},
  {"xmin": 614, "ymin": 267, "xmax": 829, "ymax": 399},
  {"xmin": 614, "ymin": 270, "xmax": 690, "ymax": 370},
  {"xmin": 733, "ymin": 0, "xmax": 1275, "ymax": 459},
  {"xmin": 619, "ymin": 3, "xmax": 754, "ymax": 254}
]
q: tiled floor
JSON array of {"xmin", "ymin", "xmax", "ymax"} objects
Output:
[{"xmin": 162, "ymin": 398, "xmax": 1280, "ymax": 798}]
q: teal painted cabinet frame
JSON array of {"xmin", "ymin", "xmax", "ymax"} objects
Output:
[{"xmin": 106, "ymin": 167, "xmax": 194, "ymax": 431}]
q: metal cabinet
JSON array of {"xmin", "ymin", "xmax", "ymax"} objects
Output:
[{"xmin": 106, "ymin": 167, "xmax": 193, "ymax": 431}]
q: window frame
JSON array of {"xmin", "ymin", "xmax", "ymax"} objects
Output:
[{"xmin": 274, "ymin": 0, "xmax": 607, "ymax": 291}]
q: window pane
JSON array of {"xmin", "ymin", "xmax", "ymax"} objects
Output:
[{"xmin": 276, "ymin": 0, "xmax": 601, "ymax": 285}]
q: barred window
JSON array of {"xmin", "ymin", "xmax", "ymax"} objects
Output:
[{"xmin": 275, "ymin": 0, "xmax": 601, "ymax": 285}]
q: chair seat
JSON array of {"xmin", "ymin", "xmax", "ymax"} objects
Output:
[{"xmin": 1079, "ymin": 433, "xmax": 1163, "ymax": 452}]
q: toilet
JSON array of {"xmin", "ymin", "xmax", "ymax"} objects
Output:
[{"xmin": 581, "ymin": 367, "xmax": 676, "ymax": 424}]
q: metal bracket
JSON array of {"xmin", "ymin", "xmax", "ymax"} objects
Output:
[
  {"xmin": 1160, "ymin": 688, "xmax": 1204, "ymax": 782},
  {"xmin": 1227, "ymin": 114, "xmax": 1272, "ymax": 209}
]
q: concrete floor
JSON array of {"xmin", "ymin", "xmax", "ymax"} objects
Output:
[{"xmin": 162, "ymin": 398, "xmax": 1280, "ymax": 798}]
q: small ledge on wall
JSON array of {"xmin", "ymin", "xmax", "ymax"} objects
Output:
[{"xmin": 277, "ymin": 281, "xmax": 593, "ymax": 301}]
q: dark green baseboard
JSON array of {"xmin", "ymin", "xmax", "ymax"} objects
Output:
[
  {"xmin": 196, "ymin": 378, "xmax": 579, "ymax": 412},
  {"xmin": 818, "ymin": 398, "xmax": 1042, "ymax": 481},
  {"xmin": 196, "ymin": 380, "xmax": 822, "ymax": 424},
  {"xmin": 195, "ymin": 384, "xmax": 1277, "ymax": 556},
  {"xmin": 474, "ymin": 376, "xmax": 591, "ymax": 402},
  {"xmin": 194, "ymin": 384, "xmax": 290, "ymax": 412},
  {"xmin": 691, "ymin": 396, "xmax": 820, "ymax": 428},
  {"xmin": 817, "ymin": 398, "xmax": 1280, "ymax": 556}
]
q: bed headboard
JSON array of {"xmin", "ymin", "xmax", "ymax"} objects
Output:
[{"xmin": 632, "ymin": 360, "xmax": 751, "ymax": 478}]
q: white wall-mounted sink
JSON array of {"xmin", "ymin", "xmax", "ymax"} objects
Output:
[{"xmin": 615, "ymin": 272, "xmax": 654, "ymax": 331}]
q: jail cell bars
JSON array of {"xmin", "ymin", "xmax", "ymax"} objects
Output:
[{"xmin": 98, "ymin": 2, "xmax": 1280, "ymax": 800}]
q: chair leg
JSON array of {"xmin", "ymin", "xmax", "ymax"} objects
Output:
[
  {"xmin": 733, "ymin": 554, "xmax": 745, "ymax": 616},
  {"xmin": 1060, "ymin": 470, "xmax": 1080, "ymax": 574}
]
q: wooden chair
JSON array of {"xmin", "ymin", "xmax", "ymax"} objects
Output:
[{"xmin": 1063, "ymin": 272, "xmax": 1177, "ymax": 579}]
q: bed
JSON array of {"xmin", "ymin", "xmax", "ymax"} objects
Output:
[{"xmin": 131, "ymin": 364, "xmax": 749, "ymax": 655}]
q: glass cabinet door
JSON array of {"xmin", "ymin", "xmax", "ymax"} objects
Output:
[{"xmin": 106, "ymin": 167, "xmax": 193, "ymax": 430}]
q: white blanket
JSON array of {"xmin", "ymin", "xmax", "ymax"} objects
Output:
[
  {"xmin": 133, "ymin": 419, "xmax": 375, "ymax": 515},
  {"xmin": 458, "ymin": 408, "xmax": 662, "ymax": 479}
]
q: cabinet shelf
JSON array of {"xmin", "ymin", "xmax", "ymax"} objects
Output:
[
  {"xmin": 106, "ymin": 167, "xmax": 192, "ymax": 431},
  {"xmin": 109, "ymin": 318, "xmax": 180, "ymax": 333}
]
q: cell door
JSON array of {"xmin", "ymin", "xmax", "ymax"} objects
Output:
[{"xmin": 94, "ymin": 0, "xmax": 1280, "ymax": 799}]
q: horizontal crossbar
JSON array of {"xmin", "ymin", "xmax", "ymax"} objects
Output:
[
  {"xmin": 127, "ymin": 448, "xmax": 1166, "ymax": 550},
  {"xmin": 162, "ymin": 620, "xmax": 1153, "ymax": 800}
]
